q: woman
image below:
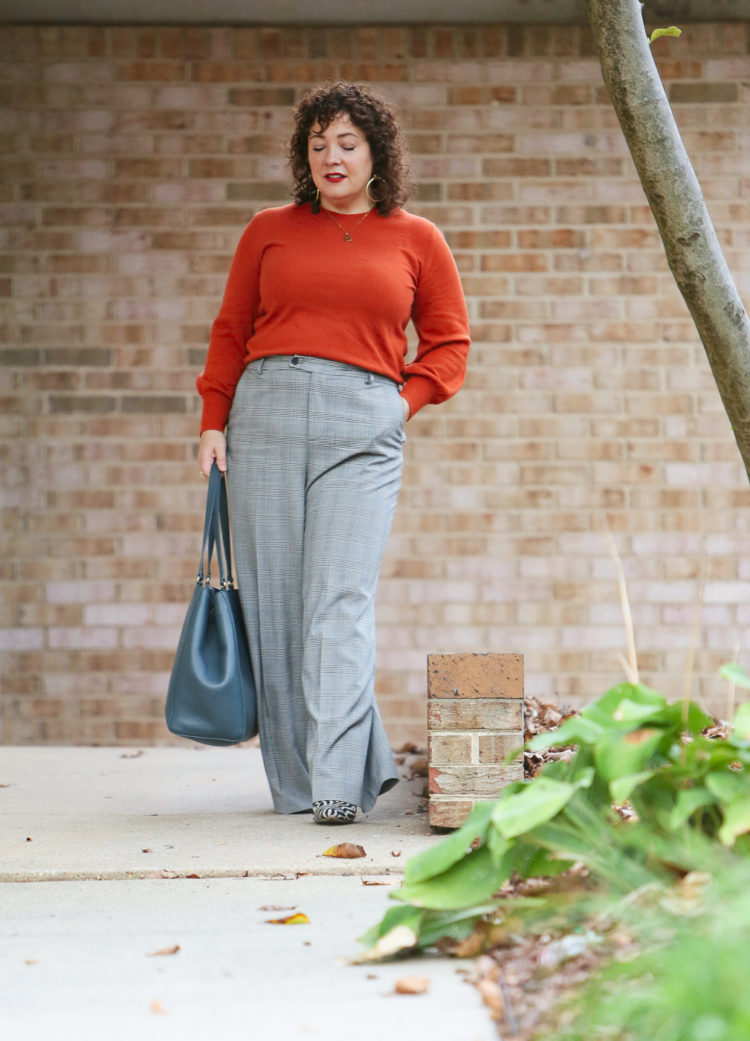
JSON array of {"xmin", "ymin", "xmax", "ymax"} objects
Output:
[{"xmin": 197, "ymin": 82, "xmax": 470, "ymax": 824}]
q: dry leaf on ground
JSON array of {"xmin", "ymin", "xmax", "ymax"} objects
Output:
[
  {"xmin": 147, "ymin": 945, "xmax": 180, "ymax": 957},
  {"xmin": 409, "ymin": 757, "xmax": 429, "ymax": 777},
  {"xmin": 322, "ymin": 843, "xmax": 366, "ymax": 859},
  {"xmin": 150, "ymin": 1000, "xmax": 166, "ymax": 1015},
  {"xmin": 477, "ymin": 977, "xmax": 504, "ymax": 1018},
  {"xmin": 259, "ymin": 904, "xmax": 297, "ymax": 912},
  {"xmin": 394, "ymin": 976, "xmax": 430, "ymax": 995},
  {"xmin": 361, "ymin": 879, "xmax": 390, "ymax": 886},
  {"xmin": 266, "ymin": 912, "xmax": 310, "ymax": 925}
]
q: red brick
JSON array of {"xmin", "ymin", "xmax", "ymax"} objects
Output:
[
  {"xmin": 429, "ymin": 764, "xmax": 523, "ymax": 797},
  {"xmin": 429, "ymin": 799, "xmax": 477, "ymax": 829},
  {"xmin": 428, "ymin": 653, "xmax": 524, "ymax": 700}
]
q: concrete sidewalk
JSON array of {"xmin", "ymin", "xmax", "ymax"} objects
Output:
[{"xmin": 0, "ymin": 746, "xmax": 496, "ymax": 1041}]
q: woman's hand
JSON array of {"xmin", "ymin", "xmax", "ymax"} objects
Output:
[
  {"xmin": 198, "ymin": 430, "xmax": 227, "ymax": 477},
  {"xmin": 402, "ymin": 397, "xmax": 411, "ymax": 423}
]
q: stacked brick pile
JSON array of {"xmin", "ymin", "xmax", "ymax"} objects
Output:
[{"xmin": 428, "ymin": 652, "xmax": 524, "ymax": 827}]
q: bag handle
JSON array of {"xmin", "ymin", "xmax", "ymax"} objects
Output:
[{"xmin": 198, "ymin": 464, "xmax": 235, "ymax": 590}]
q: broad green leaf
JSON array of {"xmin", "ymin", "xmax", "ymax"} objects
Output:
[
  {"xmin": 656, "ymin": 700, "xmax": 714, "ymax": 735},
  {"xmin": 706, "ymin": 769, "xmax": 749, "ymax": 805},
  {"xmin": 357, "ymin": 902, "xmax": 424, "ymax": 950},
  {"xmin": 527, "ymin": 714, "xmax": 602, "ymax": 752},
  {"xmin": 487, "ymin": 824, "xmax": 510, "ymax": 866},
  {"xmin": 613, "ymin": 699, "xmax": 668, "ymax": 724},
  {"xmin": 354, "ymin": 924, "xmax": 420, "ymax": 962},
  {"xmin": 582, "ymin": 683, "xmax": 666, "ymax": 726},
  {"xmin": 668, "ymin": 787, "xmax": 717, "ymax": 830},
  {"xmin": 649, "ymin": 25, "xmax": 682, "ymax": 43},
  {"xmin": 403, "ymin": 799, "xmax": 495, "ymax": 886},
  {"xmin": 719, "ymin": 662, "xmax": 750, "ymax": 691},
  {"xmin": 594, "ymin": 727, "xmax": 664, "ymax": 783},
  {"xmin": 417, "ymin": 905, "xmax": 499, "ymax": 948},
  {"xmin": 610, "ymin": 769, "xmax": 658, "ymax": 805},
  {"xmin": 732, "ymin": 702, "xmax": 750, "ymax": 740},
  {"xmin": 492, "ymin": 770, "xmax": 593, "ymax": 839},
  {"xmin": 530, "ymin": 818, "xmax": 600, "ymax": 860},
  {"xmin": 517, "ymin": 847, "xmax": 575, "ymax": 879},
  {"xmin": 718, "ymin": 797, "xmax": 750, "ymax": 846},
  {"xmin": 395, "ymin": 844, "xmax": 504, "ymax": 910}
]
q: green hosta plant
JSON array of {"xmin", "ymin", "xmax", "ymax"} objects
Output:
[{"xmin": 359, "ymin": 678, "xmax": 750, "ymax": 960}]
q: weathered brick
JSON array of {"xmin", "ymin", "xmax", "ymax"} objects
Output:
[
  {"xmin": 428, "ymin": 653, "xmax": 524, "ymax": 700},
  {"xmin": 429, "ymin": 799, "xmax": 477, "ymax": 829},
  {"xmin": 428, "ymin": 732, "xmax": 474, "ymax": 765},
  {"xmin": 428, "ymin": 700, "xmax": 523, "ymax": 732},
  {"xmin": 429, "ymin": 764, "xmax": 523, "ymax": 797},
  {"xmin": 477, "ymin": 734, "xmax": 523, "ymax": 764}
]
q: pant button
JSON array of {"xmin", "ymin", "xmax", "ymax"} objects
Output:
[{"xmin": 291, "ymin": 356, "xmax": 300, "ymax": 365}]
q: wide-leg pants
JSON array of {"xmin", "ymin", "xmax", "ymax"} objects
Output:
[{"xmin": 226, "ymin": 354, "xmax": 404, "ymax": 814}]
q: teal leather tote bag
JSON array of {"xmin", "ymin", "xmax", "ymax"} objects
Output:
[{"xmin": 165, "ymin": 464, "xmax": 258, "ymax": 745}]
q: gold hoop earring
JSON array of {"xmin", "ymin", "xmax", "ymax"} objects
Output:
[
  {"xmin": 314, "ymin": 187, "xmax": 320, "ymax": 202},
  {"xmin": 366, "ymin": 176, "xmax": 386, "ymax": 204}
]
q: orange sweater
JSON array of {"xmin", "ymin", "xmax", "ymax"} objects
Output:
[{"xmin": 197, "ymin": 203, "xmax": 471, "ymax": 432}]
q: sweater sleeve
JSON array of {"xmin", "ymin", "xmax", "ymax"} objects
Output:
[
  {"xmin": 401, "ymin": 222, "xmax": 471, "ymax": 417},
  {"xmin": 196, "ymin": 219, "xmax": 263, "ymax": 433}
]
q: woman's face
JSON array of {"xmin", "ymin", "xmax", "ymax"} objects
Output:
[{"xmin": 307, "ymin": 112, "xmax": 374, "ymax": 214}]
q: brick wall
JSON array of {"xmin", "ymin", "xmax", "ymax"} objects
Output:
[{"xmin": 1, "ymin": 23, "xmax": 750, "ymax": 745}]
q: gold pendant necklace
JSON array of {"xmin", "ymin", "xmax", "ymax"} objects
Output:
[{"xmin": 323, "ymin": 207, "xmax": 372, "ymax": 241}]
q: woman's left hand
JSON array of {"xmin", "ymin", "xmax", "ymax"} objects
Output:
[{"xmin": 402, "ymin": 397, "xmax": 411, "ymax": 423}]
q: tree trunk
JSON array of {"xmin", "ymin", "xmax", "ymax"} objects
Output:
[{"xmin": 586, "ymin": 0, "xmax": 750, "ymax": 482}]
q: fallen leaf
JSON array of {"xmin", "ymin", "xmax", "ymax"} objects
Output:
[
  {"xmin": 147, "ymin": 945, "xmax": 180, "ymax": 958},
  {"xmin": 142, "ymin": 849, "xmax": 153, "ymax": 853},
  {"xmin": 266, "ymin": 912, "xmax": 310, "ymax": 925},
  {"xmin": 24, "ymin": 959, "xmax": 38, "ymax": 966},
  {"xmin": 322, "ymin": 843, "xmax": 366, "ymax": 859},
  {"xmin": 395, "ymin": 976, "xmax": 430, "ymax": 995},
  {"xmin": 25, "ymin": 837, "xmax": 33, "ymax": 842},
  {"xmin": 477, "ymin": 978, "xmax": 504, "ymax": 1018},
  {"xmin": 361, "ymin": 879, "xmax": 390, "ymax": 886},
  {"xmin": 120, "ymin": 750, "xmax": 145, "ymax": 758},
  {"xmin": 390, "ymin": 850, "xmax": 402, "ymax": 858},
  {"xmin": 185, "ymin": 873, "xmax": 201, "ymax": 879},
  {"xmin": 150, "ymin": 1000, "xmax": 166, "ymax": 1015},
  {"xmin": 0, "ymin": 783, "xmax": 11, "ymax": 788},
  {"xmin": 258, "ymin": 905, "xmax": 298, "ymax": 912}
]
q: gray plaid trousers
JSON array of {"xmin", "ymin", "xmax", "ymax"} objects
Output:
[{"xmin": 226, "ymin": 354, "xmax": 403, "ymax": 813}]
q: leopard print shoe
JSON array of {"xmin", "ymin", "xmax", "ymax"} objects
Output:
[{"xmin": 312, "ymin": 800, "xmax": 357, "ymax": 825}]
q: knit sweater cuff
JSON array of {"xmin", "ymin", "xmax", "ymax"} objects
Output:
[
  {"xmin": 401, "ymin": 375, "xmax": 436, "ymax": 418},
  {"xmin": 199, "ymin": 391, "xmax": 231, "ymax": 434}
]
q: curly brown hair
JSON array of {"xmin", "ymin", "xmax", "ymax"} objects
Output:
[{"xmin": 288, "ymin": 82, "xmax": 410, "ymax": 216}]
